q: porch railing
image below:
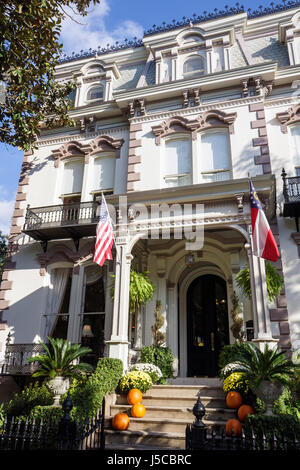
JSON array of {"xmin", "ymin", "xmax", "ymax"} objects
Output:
[
  {"xmin": 1, "ymin": 341, "xmax": 45, "ymax": 376},
  {"xmin": 282, "ymin": 169, "xmax": 300, "ymax": 204}
]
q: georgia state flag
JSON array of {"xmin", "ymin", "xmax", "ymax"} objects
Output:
[{"xmin": 249, "ymin": 179, "xmax": 279, "ymax": 262}]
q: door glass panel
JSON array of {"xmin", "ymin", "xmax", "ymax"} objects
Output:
[{"xmin": 191, "ymin": 280, "xmax": 205, "ymax": 348}]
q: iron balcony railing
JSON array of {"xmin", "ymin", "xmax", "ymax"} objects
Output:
[
  {"xmin": 22, "ymin": 201, "xmax": 100, "ymax": 244},
  {"xmin": 1, "ymin": 342, "xmax": 45, "ymax": 376}
]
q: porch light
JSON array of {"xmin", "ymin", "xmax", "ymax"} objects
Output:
[
  {"xmin": 185, "ymin": 253, "xmax": 195, "ymax": 267},
  {"xmin": 82, "ymin": 323, "xmax": 94, "ymax": 338}
]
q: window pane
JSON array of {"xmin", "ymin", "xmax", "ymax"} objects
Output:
[
  {"xmin": 165, "ymin": 174, "xmax": 192, "ymax": 187},
  {"xmin": 165, "ymin": 139, "xmax": 191, "ymax": 175},
  {"xmin": 201, "ymin": 132, "xmax": 230, "ymax": 172},
  {"xmin": 87, "ymin": 86, "xmax": 103, "ymax": 100},
  {"xmin": 62, "ymin": 161, "xmax": 84, "ymax": 194},
  {"xmin": 93, "ymin": 157, "xmax": 115, "ymax": 191},
  {"xmin": 290, "ymin": 126, "xmax": 300, "ymax": 166},
  {"xmin": 183, "ymin": 56, "xmax": 204, "ymax": 75}
]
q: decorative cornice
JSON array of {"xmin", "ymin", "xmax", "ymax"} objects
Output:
[
  {"xmin": 89, "ymin": 134, "xmax": 124, "ymax": 157},
  {"xmin": 37, "ymin": 126, "xmax": 129, "ymax": 148},
  {"xmin": 152, "ymin": 109, "xmax": 237, "ymax": 144},
  {"xmin": 276, "ymin": 102, "xmax": 300, "ymax": 133}
]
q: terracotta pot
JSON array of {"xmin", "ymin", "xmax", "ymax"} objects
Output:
[
  {"xmin": 254, "ymin": 380, "xmax": 284, "ymax": 415},
  {"xmin": 48, "ymin": 376, "xmax": 70, "ymax": 406}
]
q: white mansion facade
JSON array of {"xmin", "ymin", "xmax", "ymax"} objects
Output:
[{"xmin": 1, "ymin": 3, "xmax": 300, "ymax": 377}]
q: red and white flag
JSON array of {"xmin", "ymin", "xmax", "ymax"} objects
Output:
[
  {"xmin": 93, "ymin": 194, "xmax": 114, "ymax": 267},
  {"xmin": 249, "ymin": 179, "xmax": 279, "ymax": 262}
]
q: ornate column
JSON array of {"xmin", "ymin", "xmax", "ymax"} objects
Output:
[{"xmin": 107, "ymin": 237, "xmax": 133, "ymax": 372}]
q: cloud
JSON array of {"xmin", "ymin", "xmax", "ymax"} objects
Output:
[
  {"xmin": 60, "ymin": 0, "xmax": 144, "ymax": 55},
  {"xmin": 0, "ymin": 199, "xmax": 14, "ymax": 235}
]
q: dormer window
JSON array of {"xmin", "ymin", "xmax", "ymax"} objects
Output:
[
  {"xmin": 86, "ymin": 85, "xmax": 104, "ymax": 102},
  {"xmin": 183, "ymin": 55, "xmax": 205, "ymax": 78}
]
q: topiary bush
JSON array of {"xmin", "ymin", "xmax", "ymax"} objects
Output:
[
  {"xmin": 66, "ymin": 357, "xmax": 124, "ymax": 423},
  {"xmin": 119, "ymin": 371, "xmax": 153, "ymax": 394},
  {"xmin": 140, "ymin": 345, "xmax": 174, "ymax": 383}
]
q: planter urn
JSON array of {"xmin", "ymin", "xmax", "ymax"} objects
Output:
[
  {"xmin": 254, "ymin": 380, "xmax": 284, "ymax": 415},
  {"xmin": 48, "ymin": 376, "xmax": 70, "ymax": 406}
]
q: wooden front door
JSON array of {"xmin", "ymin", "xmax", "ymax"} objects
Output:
[{"xmin": 187, "ymin": 274, "xmax": 229, "ymax": 377}]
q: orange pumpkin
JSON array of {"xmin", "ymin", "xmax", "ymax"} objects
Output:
[
  {"xmin": 131, "ymin": 403, "xmax": 146, "ymax": 418},
  {"xmin": 237, "ymin": 404, "xmax": 254, "ymax": 422},
  {"xmin": 225, "ymin": 419, "xmax": 242, "ymax": 437},
  {"xmin": 112, "ymin": 412, "xmax": 130, "ymax": 430},
  {"xmin": 226, "ymin": 391, "xmax": 243, "ymax": 409},
  {"xmin": 127, "ymin": 388, "xmax": 143, "ymax": 405}
]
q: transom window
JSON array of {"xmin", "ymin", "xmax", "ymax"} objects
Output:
[
  {"xmin": 86, "ymin": 86, "xmax": 104, "ymax": 102},
  {"xmin": 183, "ymin": 56, "xmax": 205, "ymax": 78},
  {"xmin": 163, "ymin": 138, "xmax": 192, "ymax": 187}
]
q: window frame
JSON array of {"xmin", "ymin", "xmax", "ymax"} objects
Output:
[
  {"xmin": 197, "ymin": 129, "xmax": 232, "ymax": 184},
  {"xmin": 60, "ymin": 156, "xmax": 85, "ymax": 199},
  {"xmin": 182, "ymin": 54, "xmax": 205, "ymax": 79},
  {"xmin": 85, "ymin": 84, "xmax": 104, "ymax": 103},
  {"xmin": 162, "ymin": 134, "xmax": 193, "ymax": 188},
  {"xmin": 288, "ymin": 124, "xmax": 300, "ymax": 176}
]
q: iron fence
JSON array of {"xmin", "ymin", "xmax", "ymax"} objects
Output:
[
  {"xmin": 0, "ymin": 394, "xmax": 105, "ymax": 451},
  {"xmin": 185, "ymin": 396, "xmax": 300, "ymax": 451}
]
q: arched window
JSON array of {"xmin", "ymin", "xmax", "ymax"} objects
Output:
[
  {"xmin": 163, "ymin": 138, "xmax": 192, "ymax": 187},
  {"xmin": 62, "ymin": 159, "xmax": 84, "ymax": 195},
  {"xmin": 289, "ymin": 125, "xmax": 300, "ymax": 176},
  {"xmin": 183, "ymin": 56, "xmax": 205, "ymax": 78},
  {"xmin": 86, "ymin": 86, "xmax": 104, "ymax": 102},
  {"xmin": 199, "ymin": 131, "xmax": 231, "ymax": 182}
]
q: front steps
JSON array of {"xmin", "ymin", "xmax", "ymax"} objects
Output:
[{"xmin": 105, "ymin": 380, "xmax": 233, "ymax": 450}]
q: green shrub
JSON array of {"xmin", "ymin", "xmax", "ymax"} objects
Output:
[
  {"xmin": 29, "ymin": 405, "xmax": 63, "ymax": 424},
  {"xmin": 5, "ymin": 382, "xmax": 54, "ymax": 418},
  {"xmin": 223, "ymin": 372, "xmax": 249, "ymax": 394},
  {"xmin": 244, "ymin": 414, "xmax": 300, "ymax": 450},
  {"xmin": 119, "ymin": 371, "xmax": 152, "ymax": 394},
  {"xmin": 66, "ymin": 357, "xmax": 123, "ymax": 423},
  {"xmin": 273, "ymin": 387, "xmax": 300, "ymax": 419},
  {"xmin": 140, "ymin": 345, "xmax": 174, "ymax": 383},
  {"xmin": 218, "ymin": 342, "xmax": 249, "ymax": 376},
  {"xmin": 0, "ymin": 403, "xmax": 5, "ymax": 429}
]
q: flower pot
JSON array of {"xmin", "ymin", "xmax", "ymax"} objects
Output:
[
  {"xmin": 254, "ymin": 380, "xmax": 284, "ymax": 415},
  {"xmin": 48, "ymin": 376, "xmax": 70, "ymax": 406}
]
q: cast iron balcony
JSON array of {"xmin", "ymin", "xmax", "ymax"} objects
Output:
[
  {"xmin": 282, "ymin": 168, "xmax": 300, "ymax": 232},
  {"xmin": 23, "ymin": 201, "xmax": 100, "ymax": 250}
]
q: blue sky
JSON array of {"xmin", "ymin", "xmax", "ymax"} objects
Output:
[{"xmin": 0, "ymin": 0, "xmax": 275, "ymax": 233}]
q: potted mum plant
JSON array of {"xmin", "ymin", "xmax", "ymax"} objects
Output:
[
  {"xmin": 27, "ymin": 337, "xmax": 93, "ymax": 405},
  {"xmin": 222, "ymin": 342, "xmax": 296, "ymax": 415}
]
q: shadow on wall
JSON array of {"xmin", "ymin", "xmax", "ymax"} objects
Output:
[{"xmin": 250, "ymin": 36, "xmax": 290, "ymax": 67}]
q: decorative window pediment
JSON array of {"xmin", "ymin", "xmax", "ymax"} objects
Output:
[
  {"xmin": 276, "ymin": 103, "xmax": 300, "ymax": 133},
  {"xmin": 89, "ymin": 135, "xmax": 124, "ymax": 157},
  {"xmin": 152, "ymin": 110, "xmax": 237, "ymax": 145}
]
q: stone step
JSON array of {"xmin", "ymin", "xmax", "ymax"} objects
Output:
[
  {"xmin": 116, "ymin": 394, "xmax": 225, "ymax": 408},
  {"xmin": 111, "ymin": 402, "xmax": 232, "ymax": 421},
  {"xmin": 143, "ymin": 384, "xmax": 225, "ymax": 398},
  {"xmin": 105, "ymin": 429, "xmax": 186, "ymax": 450},
  {"xmin": 167, "ymin": 378, "xmax": 223, "ymax": 386}
]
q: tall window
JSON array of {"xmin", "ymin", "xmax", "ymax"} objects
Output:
[
  {"xmin": 290, "ymin": 126, "xmax": 300, "ymax": 176},
  {"xmin": 91, "ymin": 155, "xmax": 115, "ymax": 195},
  {"xmin": 199, "ymin": 131, "xmax": 231, "ymax": 182},
  {"xmin": 62, "ymin": 159, "xmax": 84, "ymax": 195},
  {"xmin": 183, "ymin": 55, "xmax": 205, "ymax": 78},
  {"xmin": 163, "ymin": 138, "xmax": 192, "ymax": 187}
]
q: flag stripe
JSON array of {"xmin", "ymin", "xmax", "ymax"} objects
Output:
[{"xmin": 93, "ymin": 195, "xmax": 114, "ymax": 267}]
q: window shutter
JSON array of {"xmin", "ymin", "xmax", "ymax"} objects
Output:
[
  {"xmin": 92, "ymin": 156, "xmax": 115, "ymax": 191},
  {"xmin": 62, "ymin": 160, "xmax": 84, "ymax": 194}
]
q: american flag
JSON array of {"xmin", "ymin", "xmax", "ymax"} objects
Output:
[
  {"xmin": 93, "ymin": 194, "xmax": 114, "ymax": 267},
  {"xmin": 249, "ymin": 179, "xmax": 279, "ymax": 262}
]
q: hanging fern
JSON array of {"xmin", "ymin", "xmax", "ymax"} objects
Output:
[
  {"xmin": 111, "ymin": 269, "xmax": 155, "ymax": 313},
  {"xmin": 236, "ymin": 262, "xmax": 284, "ymax": 303}
]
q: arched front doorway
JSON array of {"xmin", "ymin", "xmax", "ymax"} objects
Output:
[{"xmin": 186, "ymin": 274, "xmax": 229, "ymax": 377}]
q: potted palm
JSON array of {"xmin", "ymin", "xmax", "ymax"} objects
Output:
[
  {"xmin": 223, "ymin": 342, "xmax": 296, "ymax": 415},
  {"xmin": 27, "ymin": 337, "xmax": 93, "ymax": 405}
]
